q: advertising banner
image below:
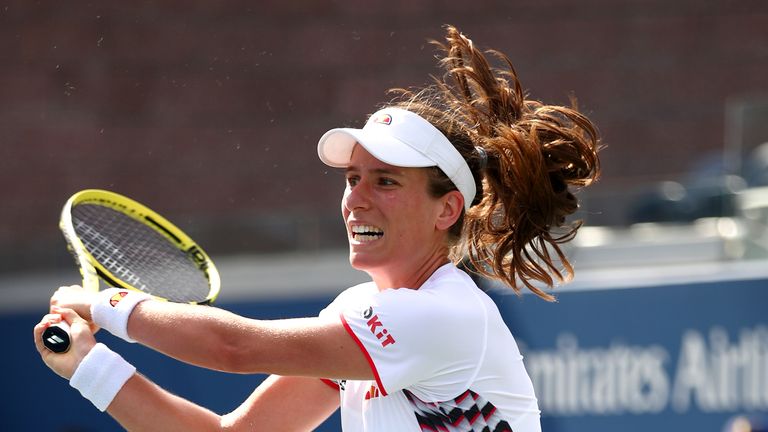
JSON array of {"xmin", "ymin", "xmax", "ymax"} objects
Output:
[{"xmin": 492, "ymin": 276, "xmax": 768, "ymax": 431}]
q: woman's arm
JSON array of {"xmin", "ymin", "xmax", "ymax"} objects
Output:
[
  {"xmin": 219, "ymin": 375, "xmax": 340, "ymax": 431},
  {"xmin": 109, "ymin": 373, "xmax": 340, "ymax": 432},
  {"xmin": 50, "ymin": 285, "xmax": 372, "ymax": 380},
  {"xmin": 34, "ymin": 308, "xmax": 340, "ymax": 431},
  {"xmin": 128, "ymin": 299, "xmax": 371, "ymax": 379}
]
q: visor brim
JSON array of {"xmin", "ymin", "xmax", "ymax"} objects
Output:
[{"xmin": 318, "ymin": 128, "xmax": 437, "ymax": 169}]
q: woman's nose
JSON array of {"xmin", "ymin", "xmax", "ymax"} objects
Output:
[{"xmin": 343, "ymin": 182, "xmax": 371, "ymax": 212}]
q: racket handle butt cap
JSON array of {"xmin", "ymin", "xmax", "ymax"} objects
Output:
[{"xmin": 42, "ymin": 322, "xmax": 71, "ymax": 353}]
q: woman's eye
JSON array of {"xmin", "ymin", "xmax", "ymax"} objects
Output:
[
  {"xmin": 379, "ymin": 177, "xmax": 397, "ymax": 186},
  {"xmin": 346, "ymin": 176, "xmax": 359, "ymax": 187}
]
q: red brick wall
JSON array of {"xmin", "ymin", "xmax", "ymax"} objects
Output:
[{"xmin": 2, "ymin": 0, "xmax": 767, "ymax": 270}]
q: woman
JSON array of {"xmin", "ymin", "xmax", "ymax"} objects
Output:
[{"xmin": 34, "ymin": 26, "xmax": 600, "ymax": 431}]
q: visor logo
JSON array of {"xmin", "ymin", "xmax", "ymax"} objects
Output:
[{"xmin": 371, "ymin": 113, "xmax": 392, "ymax": 125}]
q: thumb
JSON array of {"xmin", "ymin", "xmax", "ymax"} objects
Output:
[
  {"xmin": 51, "ymin": 305, "xmax": 88, "ymax": 328},
  {"xmin": 51, "ymin": 305, "xmax": 97, "ymax": 356}
]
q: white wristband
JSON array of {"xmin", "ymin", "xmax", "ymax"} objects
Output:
[
  {"xmin": 70, "ymin": 343, "xmax": 136, "ymax": 412},
  {"xmin": 91, "ymin": 288, "xmax": 152, "ymax": 343}
]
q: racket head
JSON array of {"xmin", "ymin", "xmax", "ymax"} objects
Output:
[{"xmin": 59, "ymin": 189, "xmax": 220, "ymax": 304}]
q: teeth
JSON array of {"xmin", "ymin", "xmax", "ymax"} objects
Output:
[
  {"xmin": 350, "ymin": 225, "xmax": 383, "ymax": 242},
  {"xmin": 351, "ymin": 225, "xmax": 383, "ymax": 234}
]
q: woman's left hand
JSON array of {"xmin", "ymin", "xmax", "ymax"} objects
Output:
[{"xmin": 33, "ymin": 306, "xmax": 97, "ymax": 380}]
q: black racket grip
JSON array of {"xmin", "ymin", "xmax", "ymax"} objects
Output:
[{"xmin": 42, "ymin": 321, "xmax": 71, "ymax": 353}]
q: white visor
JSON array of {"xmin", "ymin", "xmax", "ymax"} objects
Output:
[{"xmin": 317, "ymin": 107, "xmax": 476, "ymax": 210}]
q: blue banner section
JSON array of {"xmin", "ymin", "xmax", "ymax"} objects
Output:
[
  {"xmin": 489, "ymin": 277, "xmax": 768, "ymax": 432},
  {"xmin": 4, "ymin": 275, "xmax": 767, "ymax": 431}
]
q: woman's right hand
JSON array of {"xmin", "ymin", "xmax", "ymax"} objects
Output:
[{"xmin": 49, "ymin": 285, "xmax": 101, "ymax": 334}]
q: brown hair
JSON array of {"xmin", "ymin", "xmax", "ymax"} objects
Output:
[{"xmin": 387, "ymin": 26, "xmax": 601, "ymax": 301}]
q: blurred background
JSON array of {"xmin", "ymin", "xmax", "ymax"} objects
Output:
[{"xmin": 2, "ymin": 0, "xmax": 767, "ymax": 431}]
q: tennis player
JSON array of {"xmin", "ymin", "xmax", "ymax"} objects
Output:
[{"xmin": 34, "ymin": 26, "xmax": 600, "ymax": 431}]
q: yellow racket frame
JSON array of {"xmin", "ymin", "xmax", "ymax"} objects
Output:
[{"xmin": 59, "ymin": 189, "xmax": 221, "ymax": 304}]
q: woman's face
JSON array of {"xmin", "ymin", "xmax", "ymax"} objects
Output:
[{"xmin": 341, "ymin": 146, "xmax": 451, "ymax": 286}]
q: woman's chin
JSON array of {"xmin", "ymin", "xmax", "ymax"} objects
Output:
[{"xmin": 348, "ymin": 251, "xmax": 383, "ymax": 273}]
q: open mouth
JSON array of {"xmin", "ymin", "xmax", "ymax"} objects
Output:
[{"xmin": 350, "ymin": 225, "xmax": 384, "ymax": 242}]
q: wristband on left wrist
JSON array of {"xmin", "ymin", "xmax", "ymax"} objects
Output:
[{"xmin": 69, "ymin": 343, "xmax": 136, "ymax": 412}]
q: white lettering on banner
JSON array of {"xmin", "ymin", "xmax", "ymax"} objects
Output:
[
  {"xmin": 525, "ymin": 334, "xmax": 669, "ymax": 415},
  {"xmin": 673, "ymin": 326, "xmax": 768, "ymax": 413},
  {"xmin": 523, "ymin": 325, "xmax": 768, "ymax": 416}
]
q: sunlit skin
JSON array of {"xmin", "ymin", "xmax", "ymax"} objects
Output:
[{"xmin": 342, "ymin": 145, "xmax": 464, "ymax": 291}]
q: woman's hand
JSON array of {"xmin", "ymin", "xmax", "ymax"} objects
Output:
[
  {"xmin": 50, "ymin": 285, "xmax": 97, "ymax": 323},
  {"xmin": 33, "ymin": 306, "xmax": 97, "ymax": 379}
]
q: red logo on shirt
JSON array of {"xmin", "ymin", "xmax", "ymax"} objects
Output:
[
  {"xmin": 364, "ymin": 384, "xmax": 382, "ymax": 400},
  {"xmin": 366, "ymin": 312, "xmax": 396, "ymax": 347}
]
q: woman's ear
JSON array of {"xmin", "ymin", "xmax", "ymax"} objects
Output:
[{"xmin": 435, "ymin": 190, "xmax": 464, "ymax": 231}]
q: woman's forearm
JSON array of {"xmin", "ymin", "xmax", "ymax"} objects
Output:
[
  {"xmin": 124, "ymin": 298, "xmax": 372, "ymax": 379},
  {"xmin": 108, "ymin": 372, "xmax": 224, "ymax": 432},
  {"xmin": 126, "ymin": 300, "xmax": 262, "ymax": 372}
]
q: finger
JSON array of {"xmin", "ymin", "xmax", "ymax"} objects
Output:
[
  {"xmin": 53, "ymin": 307, "xmax": 84, "ymax": 326},
  {"xmin": 50, "ymin": 302, "xmax": 78, "ymax": 314},
  {"xmin": 38, "ymin": 313, "xmax": 63, "ymax": 327},
  {"xmin": 33, "ymin": 314, "xmax": 63, "ymax": 354},
  {"xmin": 33, "ymin": 323, "xmax": 46, "ymax": 354}
]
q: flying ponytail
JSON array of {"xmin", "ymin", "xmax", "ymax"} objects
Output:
[{"xmin": 387, "ymin": 25, "xmax": 601, "ymax": 301}]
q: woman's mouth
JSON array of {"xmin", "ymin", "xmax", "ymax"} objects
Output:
[{"xmin": 350, "ymin": 225, "xmax": 384, "ymax": 242}]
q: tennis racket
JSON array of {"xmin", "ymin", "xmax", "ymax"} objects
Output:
[{"xmin": 42, "ymin": 189, "xmax": 221, "ymax": 353}]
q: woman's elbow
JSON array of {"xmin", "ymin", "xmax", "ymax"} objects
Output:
[{"xmin": 213, "ymin": 333, "xmax": 260, "ymax": 373}]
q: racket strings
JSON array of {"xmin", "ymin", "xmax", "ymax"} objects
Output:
[{"xmin": 71, "ymin": 204, "xmax": 211, "ymax": 303}]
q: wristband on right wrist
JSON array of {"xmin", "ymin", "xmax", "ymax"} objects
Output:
[{"xmin": 91, "ymin": 288, "xmax": 152, "ymax": 343}]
